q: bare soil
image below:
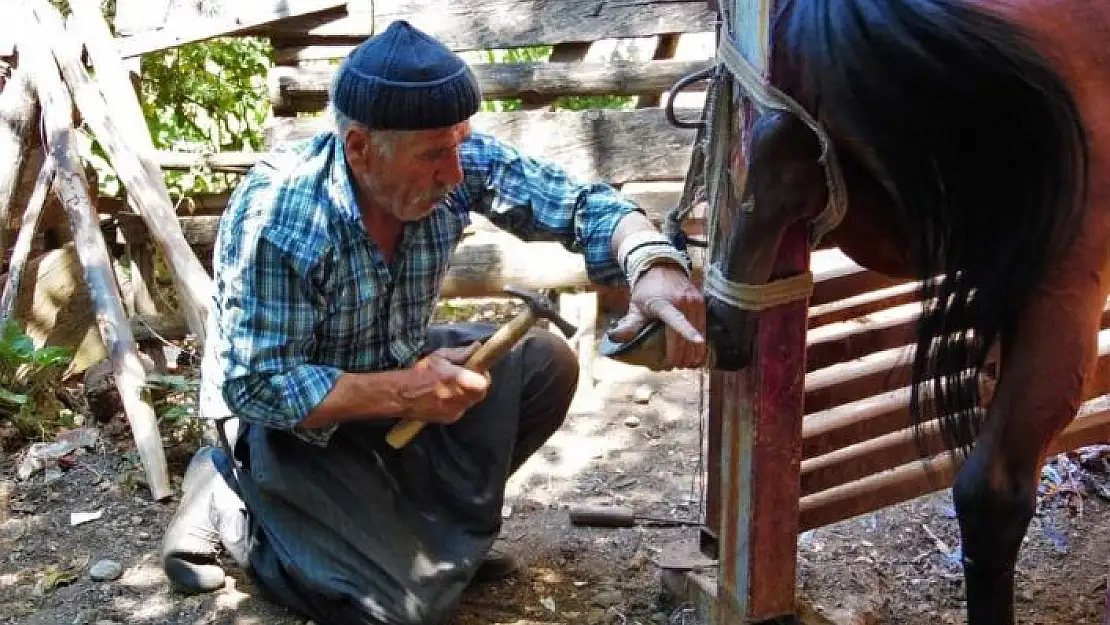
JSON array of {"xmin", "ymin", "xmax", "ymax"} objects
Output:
[{"xmin": 2, "ymin": 304, "xmax": 1108, "ymax": 625}]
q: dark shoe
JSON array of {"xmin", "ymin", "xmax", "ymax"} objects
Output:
[
  {"xmin": 161, "ymin": 446, "xmax": 248, "ymax": 593},
  {"xmin": 472, "ymin": 545, "xmax": 519, "ymax": 583}
]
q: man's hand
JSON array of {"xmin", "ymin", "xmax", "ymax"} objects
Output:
[
  {"xmin": 398, "ymin": 343, "xmax": 490, "ymax": 424},
  {"xmin": 608, "ymin": 263, "xmax": 707, "ymax": 370}
]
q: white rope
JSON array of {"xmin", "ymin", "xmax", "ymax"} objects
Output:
[
  {"xmin": 704, "ymin": 262, "xmax": 814, "ymax": 311},
  {"xmin": 715, "ymin": 33, "xmax": 849, "ymax": 246}
]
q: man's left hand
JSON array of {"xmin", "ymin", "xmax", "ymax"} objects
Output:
[{"xmin": 608, "ymin": 263, "xmax": 707, "ymax": 370}]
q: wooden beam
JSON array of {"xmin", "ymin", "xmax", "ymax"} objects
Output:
[
  {"xmin": 0, "ymin": 157, "xmax": 55, "ymax": 319},
  {"xmin": 23, "ymin": 1, "xmax": 171, "ymax": 501},
  {"xmin": 798, "ymin": 393, "xmax": 1110, "ymax": 532},
  {"xmin": 258, "ymin": 0, "xmax": 715, "ymax": 54},
  {"xmin": 113, "ymin": 213, "xmax": 708, "ymax": 299},
  {"xmin": 113, "ymin": 0, "xmax": 347, "ymax": 59},
  {"xmin": 268, "ymin": 59, "xmax": 712, "ymax": 115},
  {"xmin": 265, "ymin": 107, "xmax": 701, "ymax": 185},
  {"xmin": 808, "ymin": 280, "xmax": 924, "ymax": 328},
  {"xmin": 709, "ymin": 0, "xmax": 805, "ymax": 621},
  {"xmin": 805, "ymin": 299, "xmax": 921, "ymax": 372},
  {"xmin": 44, "ymin": 0, "xmax": 212, "ymax": 346},
  {"xmin": 0, "ymin": 65, "xmax": 38, "ymax": 263}
]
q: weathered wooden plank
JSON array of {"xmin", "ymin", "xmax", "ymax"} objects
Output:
[
  {"xmin": 269, "ymin": 59, "xmax": 712, "ymax": 115},
  {"xmin": 0, "ymin": 157, "xmax": 55, "ymax": 320},
  {"xmin": 0, "ymin": 65, "xmax": 38, "ymax": 263},
  {"xmin": 113, "ymin": 0, "xmax": 347, "ymax": 59},
  {"xmin": 257, "ymin": 0, "xmax": 715, "ymax": 53},
  {"xmin": 808, "ymin": 280, "xmax": 925, "ymax": 328},
  {"xmin": 266, "ymin": 108, "xmax": 700, "ymax": 184},
  {"xmin": 805, "ymin": 299, "xmax": 921, "ymax": 372},
  {"xmin": 25, "ymin": 0, "xmax": 172, "ymax": 501}
]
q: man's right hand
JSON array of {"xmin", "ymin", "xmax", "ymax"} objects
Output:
[{"xmin": 398, "ymin": 346, "xmax": 490, "ymax": 424}]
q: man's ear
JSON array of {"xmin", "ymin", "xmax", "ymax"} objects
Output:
[{"xmin": 343, "ymin": 127, "xmax": 372, "ymax": 169}]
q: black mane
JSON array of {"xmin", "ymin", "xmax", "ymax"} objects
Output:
[{"xmin": 772, "ymin": 0, "xmax": 1090, "ymax": 453}]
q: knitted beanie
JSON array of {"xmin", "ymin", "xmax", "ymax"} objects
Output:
[{"xmin": 330, "ymin": 20, "xmax": 482, "ymax": 130}]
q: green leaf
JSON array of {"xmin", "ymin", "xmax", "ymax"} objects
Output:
[
  {"xmin": 32, "ymin": 346, "xmax": 73, "ymax": 368},
  {"xmin": 0, "ymin": 389, "xmax": 28, "ymax": 405}
]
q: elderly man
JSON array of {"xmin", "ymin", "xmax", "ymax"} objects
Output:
[{"xmin": 160, "ymin": 19, "xmax": 705, "ymax": 625}]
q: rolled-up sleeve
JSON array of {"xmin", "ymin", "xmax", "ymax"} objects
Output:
[
  {"xmin": 456, "ymin": 132, "xmax": 642, "ymax": 287},
  {"xmin": 214, "ymin": 191, "xmax": 342, "ymax": 446}
]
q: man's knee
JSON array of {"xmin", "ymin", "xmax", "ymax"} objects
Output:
[{"xmin": 522, "ymin": 327, "xmax": 580, "ymax": 399}]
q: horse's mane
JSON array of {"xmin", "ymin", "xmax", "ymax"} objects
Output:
[{"xmin": 771, "ymin": 0, "xmax": 1090, "ymax": 454}]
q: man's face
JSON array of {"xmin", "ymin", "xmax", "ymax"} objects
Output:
[{"xmin": 344, "ymin": 121, "xmax": 470, "ymax": 222}]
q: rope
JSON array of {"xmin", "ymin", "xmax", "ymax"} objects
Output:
[
  {"xmin": 714, "ymin": 33, "xmax": 849, "ymax": 247},
  {"xmin": 704, "ymin": 263, "xmax": 814, "ymax": 311},
  {"xmin": 686, "ymin": 31, "xmax": 850, "ymax": 311}
]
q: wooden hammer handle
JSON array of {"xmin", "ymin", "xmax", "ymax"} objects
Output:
[{"xmin": 384, "ymin": 309, "xmax": 537, "ymax": 449}]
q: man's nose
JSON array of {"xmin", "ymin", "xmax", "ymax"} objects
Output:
[{"xmin": 439, "ymin": 153, "xmax": 464, "ymax": 188}]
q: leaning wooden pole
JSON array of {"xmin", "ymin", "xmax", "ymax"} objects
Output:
[
  {"xmin": 35, "ymin": 0, "xmax": 212, "ymax": 349},
  {"xmin": 709, "ymin": 0, "xmax": 807, "ymax": 622},
  {"xmin": 0, "ymin": 63, "xmax": 38, "ymax": 264},
  {"xmin": 0, "ymin": 156, "xmax": 55, "ymax": 319},
  {"xmin": 20, "ymin": 7, "xmax": 173, "ymax": 501}
]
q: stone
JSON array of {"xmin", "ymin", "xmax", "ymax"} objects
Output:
[{"xmin": 89, "ymin": 559, "xmax": 122, "ymax": 582}]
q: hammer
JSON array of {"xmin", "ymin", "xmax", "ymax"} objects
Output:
[{"xmin": 385, "ymin": 285, "xmax": 579, "ymax": 449}]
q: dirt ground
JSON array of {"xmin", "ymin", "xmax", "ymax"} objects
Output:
[{"xmin": 2, "ymin": 304, "xmax": 1110, "ymax": 625}]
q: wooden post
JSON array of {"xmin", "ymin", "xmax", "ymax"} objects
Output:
[
  {"xmin": 21, "ymin": 5, "xmax": 173, "ymax": 501},
  {"xmin": 0, "ymin": 157, "xmax": 55, "ymax": 319},
  {"xmin": 0, "ymin": 64, "xmax": 38, "ymax": 265},
  {"xmin": 710, "ymin": 0, "xmax": 807, "ymax": 622}
]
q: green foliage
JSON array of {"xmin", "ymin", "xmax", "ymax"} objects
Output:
[
  {"xmin": 0, "ymin": 320, "xmax": 75, "ymax": 440},
  {"xmin": 136, "ymin": 37, "xmax": 273, "ymax": 198}
]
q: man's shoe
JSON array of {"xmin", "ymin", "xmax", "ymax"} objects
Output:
[
  {"xmin": 472, "ymin": 545, "xmax": 519, "ymax": 583},
  {"xmin": 161, "ymin": 446, "xmax": 247, "ymax": 593}
]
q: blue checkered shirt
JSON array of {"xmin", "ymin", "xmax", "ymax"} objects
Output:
[{"xmin": 198, "ymin": 129, "xmax": 640, "ymax": 446}]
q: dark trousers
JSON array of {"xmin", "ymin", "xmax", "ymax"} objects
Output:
[{"xmin": 222, "ymin": 323, "xmax": 579, "ymax": 625}]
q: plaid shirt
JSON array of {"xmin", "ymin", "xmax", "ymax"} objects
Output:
[{"xmin": 198, "ymin": 129, "xmax": 640, "ymax": 446}]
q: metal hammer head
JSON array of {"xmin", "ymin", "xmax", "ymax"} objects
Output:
[{"xmin": 503, "ymin": 285, "xmax": 579, "ymax": 338}]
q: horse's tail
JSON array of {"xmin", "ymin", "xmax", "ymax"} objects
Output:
[{"xmin": 774, "ymin": 0, "xmax": 1090, "ymax": 455}]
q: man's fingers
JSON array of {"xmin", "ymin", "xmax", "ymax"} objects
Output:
[
  {"xmin": 453, "ymin": 366, "xmax": 490, "ymax": 393},
  {"xmin": 649, "ymin": 300, "xmax": 705, "ymax": 344}
]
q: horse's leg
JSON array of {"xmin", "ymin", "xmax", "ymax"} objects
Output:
[{"xmin": 952, "ymin": 213, "xmax": 1110, "ymax": 625}]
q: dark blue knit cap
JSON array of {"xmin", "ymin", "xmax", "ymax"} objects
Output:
[{"xmin": 331, "ymin": 20, "xmax": 482, "ymax": 130}]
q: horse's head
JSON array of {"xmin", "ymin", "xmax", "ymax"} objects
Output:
[{"xmin": 706, "ymin": 109, "xmax": 829, "ymax": 370}]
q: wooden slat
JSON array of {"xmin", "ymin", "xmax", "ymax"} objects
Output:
[
  {"xmin": 804, "ymin": 343, "xmax": 915, "ymax": 414},
  {"xmin": 799, "ymin": 393, "xmax": 1110, "ymax": 532},
  {"xmin": 805, "ymin": 299, "xmax": 920, "ymax": 372},
  {"xmin": 808, "ymin": 280, "xmax": 925, "ymax": 328},
  {"xmin": 258, "ymin": 0, "xmax": 715, "ymax": 53},
  {"xmin": 808, "ymin": 248, "xmax": 908, "ymax": 308},
  {"xmin": 269, "ymin": 59, "xmax": 712, "ymax": 115},
  {"xmin": 265, "ymin": 108, "xmax": 700, "ymax": 185},
  {"xmin": 113, "ymin": 0, "xmax": 347, "ymax": 59}
]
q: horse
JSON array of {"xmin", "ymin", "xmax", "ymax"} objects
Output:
[{"xmin": 698, "ymin": 1, "xmax": 1110, "ymax": 624}]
